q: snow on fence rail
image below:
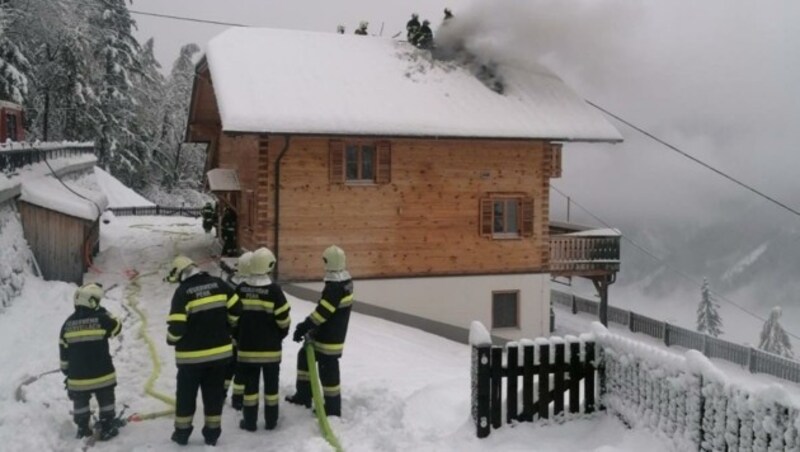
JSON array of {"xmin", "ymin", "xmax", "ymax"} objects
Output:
[
  {"xmin": 0, "ymin": 142, "xmax": 94, "ymax": 175},
  {"xmin": 109, "ymin": 206, "xmax": 202, "ymax": 218},
  {"xmin": 470, "ymin": 321, "xmax": 600, "ymax": 438},
  {"xmin": 552, "ymin": 290, "xmax": 800, "ymax": 383},
  {"xmin": 597, "ymin": 323, "xmax": 800, "ymax": 450}
]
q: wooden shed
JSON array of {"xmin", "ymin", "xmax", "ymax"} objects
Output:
[{"xmin": 18, "ymin": 174, "xmax": 107, "ymax": 284}]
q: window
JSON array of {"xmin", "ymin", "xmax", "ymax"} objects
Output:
[
  {"xmin": 5, "ymin": 113, "xmax": 17, "ymax": 141},
  {"xmin": 330, "ymin": 140, "xmax": 391, "ymax": 185},
  {"xmin": 492, "ymin": 291, "xmax": 519, "ymax": 329},
  {"xmin": 480, "ymin": 195, "xmax": 534, "ymax": 238}
]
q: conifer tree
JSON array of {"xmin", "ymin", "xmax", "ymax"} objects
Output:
[
  {"xmin": 0, "ymin": 4, "xmax": 31, "ymax": 104},
  {"xmin": 758, "ymin": 306, "xmax": 794, "ymax": 359},
  {"xmin": 696, "ymin": 277, "xmax": 723, "ymax": 337}
]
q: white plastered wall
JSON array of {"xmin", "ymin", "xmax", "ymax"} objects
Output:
[{"xmin": 296, "ymin": 273, "xmax": 551, "ymax": 341}]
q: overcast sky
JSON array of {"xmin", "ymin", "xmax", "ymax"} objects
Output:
[{"xmin": 132, "ymin": 0, "xmax": 800, "ymax": 227}]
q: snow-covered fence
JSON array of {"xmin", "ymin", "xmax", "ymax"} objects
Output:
[
  {"xmin": 470, "ymin": 321, "xmax": 600, "ymax": 438},
  {"xmin": 598, "ymin": 323, "xmax": 800, "ymax": 451},
  {"xmin": 109, "ymin": 205, "xmax": 202, "ymax": 218},
  {"xmin": 553, "ymin": 290, "xmax": 800, "ymax": 383},
  {"xmin": 0, "ymin": 142, "xmax": 94, "ymax": 175}
]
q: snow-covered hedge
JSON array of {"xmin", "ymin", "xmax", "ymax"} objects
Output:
[
  {"xmin": 0, "ymin": 202, "xmax": 33, "ymax": 308},
  {"xmin": 594, "ymin": 323, "xmax": 800, "ymax": 450}
]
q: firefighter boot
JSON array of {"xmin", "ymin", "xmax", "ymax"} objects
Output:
[
  {"xmin": 324, "ymin": 395, "xmax": 341, "ymax": 417},
  {"xmin": 202, "ymin": 426, "xmax": 220, "ymax": 446},
  {"xmin": 264, "ymin": 405, "xmax": 278, "ymax": 430},
  {"xmin": 98, "ymin": 416, "xmax": 119, "ymax": 441},
  {"xmin": 170, "ymin": 427, "xmax": 192, "ymax": 446},
  {"xmin": 75, "ymin": 422, "xmax": 93, "ymax": 439},
  {"xmin": 285, "ymin": 393, "xmax": 311, "ymax": 408}
]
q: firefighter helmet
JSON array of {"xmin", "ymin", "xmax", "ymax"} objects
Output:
[
  {"xmin": 322, "ymin": 245, "xmax": 346, "ymax": 272},
  {"xmin": 74, "ymin": 282, "xmax": 104, "ymax": 309},
  {"xmin": 237, "ymin": 251, "xmax": 254, "ymax": 276},
  {"xmin": 250, "ymin": 247, "xmax": 276, "ymax": 275},
  {"xmin": 167, "ymin": 255, "xmax": 195, "ymax": 283}
]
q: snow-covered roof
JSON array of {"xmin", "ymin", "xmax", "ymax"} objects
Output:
[
  {"xmin": 565, "ymin": 228, "xmax": 622, "ymax": 237},
  {"xmin": 205, "ymin": 28, "xmax": 623, "ymax": 142},
  {"xmin": 206, "ymin": 168, "xmax": 241, "ymax": 192},
  {"xmin": 93, "ymin": 166, "xmax": 154, "ymax": 208},
  {"xmin": 19, "ymin": 175, "xmax": 108, "ymax": 221}
]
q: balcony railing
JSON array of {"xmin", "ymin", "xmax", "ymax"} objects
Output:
[
  {"xmin": 0, "ymin": 143, "xmax": 95, "ymax": 175},
  {"xmin": 549, "ymin": 234, "xmax": 620, "ymax": 277}
]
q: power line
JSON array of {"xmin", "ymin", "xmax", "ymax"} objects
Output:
[
  {"xmin": 129, "ymin": 9, "xmax": 248, "ymax": 28},
  {"xmin": 549, "ymin": 184, "xmax": 800, "ymax": 342},
  {"xmin": 586, "ymin": 100, "xmax": 800, "ymax": 219}
]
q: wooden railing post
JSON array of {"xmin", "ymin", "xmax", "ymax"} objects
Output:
[
  {"xmin": 585, "ymin": 342, "xmax": 596, "ymax": 414},
  {"xmin": 472, "ymin": 345, "xmax": 491, "ymax": 438},
  {"xmin": 490, "ymin": 346, "xmax": 503, "ymax": 429},
  {"xmin": 553, "ymin": 342, "xmax": 565, "ymax": 416},
  {"xmin": 507, "ymin": 344, "xmax": 519, "ymax": 423},
  {"xmin": 522, "ymin": 345, "xmax": 534, "ymax": 421},
  {"xmin": 537, "ymin": 344, "xmax": 550, "ymax": 420},
  {"xmin": 568, "ymin": 341, "xmax": 581, "ymax": 414}
]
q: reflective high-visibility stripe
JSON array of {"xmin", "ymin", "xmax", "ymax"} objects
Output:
[
  {"xmin": 74, "ymin": 406, "xmax": 91, "ymax": 415},
  {"xmin": 276, "ymin": 317, "xmax": 290, "ymax": 328},
  {"xmin": 59, "ymin": 339, "xmax": 68, "ymax": 348},
  {"xmin": 314, "ymin": 342, "xmax": 344, "ymax": 356},
  {"xmin": 175, "ymin": 415, "xmax": 193, "ymax": 429},
  {"xmin": 167, "ymin": 332, "xmax": 182, "ymax": 343},
  {"xmin": 322, "ymin": 385, "xmax": 341, "ymax": 396},
  {"xmin": 205, "ymin": 415, "xmax": 222, "ymax": 428},
  {"xmin": 99, "ymin": 403, "xmax": 115, "ymax": 413},
  {"xmin": 68, "ymin": 372, "xmax": 116, "ymax": 391},
  {"xmin": 242, "ymin": 299, "xmax": 275, "ymax": 312},
  {"xmin": 237, "ymin": 350, "xmax": 281, "ymax": 363},
  {"xmin": 185, "ymin": 294, "xmax": 227, "ymax": 314},
  {"xmin": 340, "ymin": 294, "xmax": 354, "ymax": 307},
  {"xmin": 297, "ymin": 370, "xmax": 310, "ymax": 381},
  {"xmin": 233, "ymin": 383, "xmax": 245, "ymax": 395},
  {"xmin": 60, "ymin": 360, "xmax": 69, "ymax": 370},
  {"xmin": 64, "ymin": 329, "xmax": 106, "ymax": 343},
  {"xmin": 110, "ymin": 320, "xmax": 122, "ymax": 337},
  {"xmin": 243, "ymin": 394, "xmax": 259, "ymax": 407},
  {"xmin": 310, "ymin": 311, "xmax": 326, "ymax": 325},
  {"xmin": 274, "ymin": 303, "xmax": 290, "ymax": 315},
  {"xmin": 264, "ymin": 393, "xmax": 279, "ymax": 406},
  {"xmin": 175, "ymin": 344, "xmax": 233, "ymax": 365},
  {"xmin": 228, "ymin": 314, "xmax": 239, "ymax": 326},
  {"xmin": 226, "ymin": 294, "xmax": 240, "ymax": 309},
  {"xmin": 168, "ymin": 313, "xmax": 187, "ymax": 322},
  {"xmin": 320, "ymin": 299, "xmax": 336, "ymax": 313}
]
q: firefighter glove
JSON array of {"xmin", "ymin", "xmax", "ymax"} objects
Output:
[{"xmin": 293, "ymin": 320, "xmax": 313, "ymax": 342}]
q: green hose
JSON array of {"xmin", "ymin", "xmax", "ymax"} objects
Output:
[{"xmin": 305, "ymin": 340, "xmax": 344, "ymax": 452}]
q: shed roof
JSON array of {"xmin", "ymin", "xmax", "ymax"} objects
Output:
[
  {"xmin": 205, "ymin": 27, "xmax": 622, "ymax": 142},
  {"xmin": 19, "ymin": 176, "xmax": 108, "ymax": 221},
  {"xmin": 206, "ymin": 168, "xmax": 241, "ymax": 192}
]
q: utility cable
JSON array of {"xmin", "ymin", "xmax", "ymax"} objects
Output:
[
  {"xmin": 550, "ymin": 184, "xmax": 800, "ymax": 342},
  {"xmin": 129, "ymin": 9, "xmax": 248, "ymax": 27},
  {"xmin": 586, "ymin": 100, "xmax": 800, "ymax": 219}
]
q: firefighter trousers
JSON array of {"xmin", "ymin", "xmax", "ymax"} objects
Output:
[
  {"xmin": 174, "ymin": 362, "xmax": 227, "ymax": 443},
  {"xmin": 294, "ymin": 348, "xmax": 341, "ymax": 416},
  {"xmin": 238, "ymin": 362, "xmax": 280, "ymax": 429},
  {"xmin": 72, "ymin": 386, "xmax": 115, "ymax": 427}
]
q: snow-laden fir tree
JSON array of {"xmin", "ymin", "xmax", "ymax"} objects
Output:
[
  {"xmin": 0, "ymin": 3, "xmax": 31, "ymax": 104},
  {"xmin": 696, "ymin": 277, "xmax": 723, "ymax": 337},
  {"xmin": 758, "ymin": 306, "xmax": 794, "ymax": 358}
]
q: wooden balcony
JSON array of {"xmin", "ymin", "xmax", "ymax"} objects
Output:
[{"xmin": 549, "ymin": 224, "xmax": 621, "ymax": 277}]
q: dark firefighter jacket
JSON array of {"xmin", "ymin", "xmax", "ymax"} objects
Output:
[
  {"xmin": 59, "ymin": 306, "xmax": 121, "ymax": 392},
  {"xmin": 167, "ymin": 272, "xmax": 241, "ymax": 367},
  {"xmin": 307, "ymin": 279, "xmax": 354, "ymax": 357},
  {"xmin": 235, "ymin": 281, "xmax": 291, "ymax": 364}
]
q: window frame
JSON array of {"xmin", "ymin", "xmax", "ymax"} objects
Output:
[
  {"xmin": 480, "ymin": 194, "xmax": 534, "ymax": 240},
  {"xmin": 330, "ymin": 139, "xmax": 391, "ymax": 186},
  {"xmin": 345, "ymin": 142, "xmax": 377, "ymax": 184},
  {"xmin": 5, "ymin": 112, "xmax": 17, "ymax": 141},
  {"xmin": 491, "ymin": 290, "xmax": 520, "ymax": 329}
]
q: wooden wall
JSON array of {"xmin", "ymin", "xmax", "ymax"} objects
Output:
[
  {"xmin": 216, "ymin": 134, "xmax": 553, "ymax": 281},
  {"xmin": 18, "ymin": 201, "xmax": 94, "ymax": 284}
]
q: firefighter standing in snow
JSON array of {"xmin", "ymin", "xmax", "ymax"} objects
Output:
[
  {"xmin": 223, "ymin": 251, "xmax": 253, "ymax": 411},
  {"xmin": 286, "ymin": 245, "xmax": 353, "ymax": 417},
  {"xmin": 235, "ymin": 247, "xmax": 291, "ymax": 431},
  {"xmin": 201, "ymin": 202, "xmax": 217, "ymax": 234},
  {"xmin": 166, "ymin": 256, "xmax": 241, "ymax": 446},
  {"xmin": 59, "ymin": 283, "xmax": 122, "ymax": 440}
]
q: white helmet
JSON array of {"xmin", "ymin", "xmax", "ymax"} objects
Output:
[
  {"xmin": 322, "ymin": 245, "xmax": 346, "ymax": 272},
  {"xmin": 237, "ymin": 251, "xmax": 253, "ymax": 277},
  {"xmin": 74, "ymin": 282, "xmax": 104, "ymax": 309},
  {"xmin": 167, "ymin": 255, "xmax": 195, "ymax": 283},
  {"xmin": 250, "ymin": 247, "xmax": 276, "ymax": 275}
]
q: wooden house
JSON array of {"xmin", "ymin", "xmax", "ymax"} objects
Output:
[
  {"xmin": 18, "ymin": 172, "xmax": 107, "ymax": 284},
  {"xmin": 185, "ymin": 28, "xmax": 622, "ymax": 340},
  {"xmin": 0, "ymin": 100, "xmax": 25, "ymax": 142}
]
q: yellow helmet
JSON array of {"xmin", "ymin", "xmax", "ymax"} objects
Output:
[
  {"xmin": 167, "ymin": 255, "xmax": 195, "ymax": 283},
  {"xmin": 74, "ymin": 282, "xmax": 104, "ymax": 309},
  {"xmin": 237, "ymin": 251, "xmax": 254, "ymax": 276},
  {"xmin": 322, "ymin": 245, "xmax": 346, "ymax": 272},
  {"xmin": 250, "ymin": 247, "xmax": 276, "ymax": 275}
]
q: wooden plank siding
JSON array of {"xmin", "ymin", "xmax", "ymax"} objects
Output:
[
  {"xmin": 215, "ymin": 134, "xmax": 552, "ymax": 281},
  {"xmin": 18, "ymin": 201, "xmax": 93, "ymax": 284}
]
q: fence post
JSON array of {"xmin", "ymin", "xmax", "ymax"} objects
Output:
[
  {"xmin": 663, "ymin": 322, "xmax": 670, "ymax": 347},
  {"xmin": 585, "ymin": 341, "xmax": 596, "ymax": 414},
  {"xmin": 571, "ymin": 294, "xmax": 577, "ymax": 314},
  {"xmin": 537, "ymin": 344, "xmax": 550, "ymax": 420},
  {"xmin": 490, "ymin": 346, "xmax": 503, "ymax": 429},
  {"xmin": 748, "ymin": 347, "xmax": 757, "ymax": 373},
  {"xmin": 628, "ymin": 310, "xmax": 634, "ymax": 331},
  {"xmin": 522, "ymin": 345, "xmax": 534, "ymax": 421},
  {"xmin": 506, "ymin": 344, "xmax": 518, "ymax": 424},
  {"xmin": 472, "ymin": 344, "xmax": 491, "ymax": 438},
  {"xmin": 702, "ymin": 334, "xmax": 709, "ymax": 356}
]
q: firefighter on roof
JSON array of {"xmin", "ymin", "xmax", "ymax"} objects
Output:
[
  {"xmin": 235, "ymin": 247, "xmax": 291, "ymax": 431},
  {"xmin": 286, "ymin": 245, "xmax": 353, "ymax": 417},
  {"xmin": 59, "ymin": 283, "xmax": 122, "ymax": 441},
  {"xmin": 166, "ymin": 256, "xmax": 242, "ymax": 446}
]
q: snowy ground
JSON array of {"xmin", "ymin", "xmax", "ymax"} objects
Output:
[{"xmin": 0, "ymin": 216, "xmax": 673, "ymax": 451}]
